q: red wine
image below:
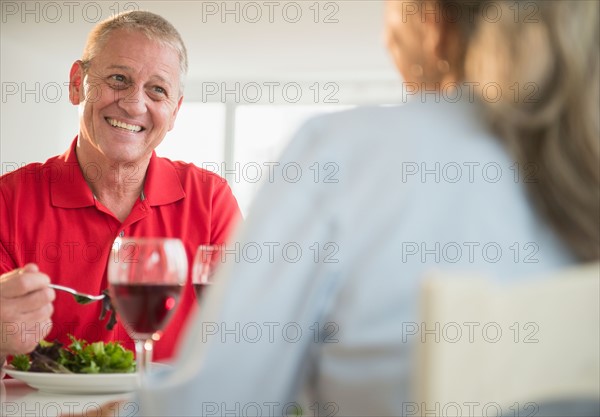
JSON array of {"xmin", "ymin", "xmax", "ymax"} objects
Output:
[
  {"xmin": 110, "ymin": 283, "xmax": 183, "ymax": 337},
  {"xmin": 193, "ymin": 283, "xmax": 211, "ymax": 301}
]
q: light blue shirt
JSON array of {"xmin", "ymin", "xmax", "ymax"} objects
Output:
[{"xmin": 138, "ymin": 97, "xmax": 574, "ymax": 416}]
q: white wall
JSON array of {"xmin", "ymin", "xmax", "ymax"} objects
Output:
[{"xmin": 0, "ymin": 0, "xmax": 398, "ymax": 168}]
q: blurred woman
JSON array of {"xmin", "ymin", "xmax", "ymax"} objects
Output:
[{"xmin": 137, "ymin": 1, "xmax": 599, "ymax": 416}]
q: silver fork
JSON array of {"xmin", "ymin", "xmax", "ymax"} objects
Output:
[{"xmin": 49, "ymin": 284, "xmax": 106, "ymax": 305}]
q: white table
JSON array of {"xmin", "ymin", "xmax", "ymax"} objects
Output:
[{"xmin": 1, "ymin": 378, "xmax": 136, "ymax": 417}]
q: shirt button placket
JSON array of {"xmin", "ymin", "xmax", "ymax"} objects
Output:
[{"xmin": 119, "ymin": 230, "xmax": 125, "ymax": 238}]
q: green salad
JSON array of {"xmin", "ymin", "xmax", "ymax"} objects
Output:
[{"xmin": 11, "ymin": 335, "xmax": 135, "ymax": 374}]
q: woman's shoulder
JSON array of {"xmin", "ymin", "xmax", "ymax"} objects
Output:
[{"xmin": 288, "ymin": 99, "xmax": 500, "ymax": 167}]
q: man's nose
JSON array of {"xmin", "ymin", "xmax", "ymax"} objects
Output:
[{"xmin": 116, "ymin": 84, "xmax": 147, "ymax": 116}]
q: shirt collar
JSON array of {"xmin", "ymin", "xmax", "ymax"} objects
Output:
[
  {"xmin": 143, "ymin": 152, "xmax": 186, "ymax": 206},
  {"xmin": 51, "ymin": 138, "xmax": 185, "ymax": 208},
  {"xmin": 50, "ymin": 138, "xmax": 95, "ymax": 208}
]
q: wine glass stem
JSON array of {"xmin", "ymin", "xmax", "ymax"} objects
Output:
[
  {"xmin": 134, "ymin": 338, "xmax": 154, "ymax": 384},
  {"xmin": 144, "ymin": 338, "xmax": 153, "ymax": 370}
]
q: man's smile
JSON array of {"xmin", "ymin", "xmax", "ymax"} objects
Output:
[{"xmin": 105, "ymin": 117, "xmax": 145, "ymax": 133}]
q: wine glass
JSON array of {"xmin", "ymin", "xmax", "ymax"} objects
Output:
[
  {"xmin": 191, "ymin": 245, "xmax": 223, "ymax": 302},
  {"xmin": 107, "ymin": 237, "xmax": 187, "ymax": 381}
]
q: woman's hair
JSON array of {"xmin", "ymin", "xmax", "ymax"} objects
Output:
[
  {"xmin": 80, "ymin": 10, "xmax": 188, "ymax": 94},
  {"xmin": 440, "ymin": 0, "xmax": 599, "ymax": 261}
]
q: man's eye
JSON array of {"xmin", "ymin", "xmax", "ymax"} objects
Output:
[
  {"xmin": 108, "ymin": 75, "xmax": 128, "ymax": 88},
  {"xmin": 148, "ymin": 86, "xmax": 168, "ymax": 100}
]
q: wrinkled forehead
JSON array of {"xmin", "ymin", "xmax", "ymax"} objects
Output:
[
  {"xmin": 93, "ymin": 29, "xmax": 176, "ymax": 64},
  {"xmin": 90, "ymin": 30, "xmax": 179, "ymax": 79},
  {"xmin": 97, "ymin": 28, "xmax": 155, "ymax": 53}
]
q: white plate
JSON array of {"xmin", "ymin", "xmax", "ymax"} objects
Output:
[{"xmin": 4, "ymin": 366, "xmax": 139, "ymax": 394}]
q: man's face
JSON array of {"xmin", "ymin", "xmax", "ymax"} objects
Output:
[{"xmin": 70, "ymin": 29, "xmax": 183, "ymax": 165}]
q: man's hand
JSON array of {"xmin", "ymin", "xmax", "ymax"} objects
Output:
[{"xmin": 0, "ymin": 264, "xmax": 55, "ymax": 362}]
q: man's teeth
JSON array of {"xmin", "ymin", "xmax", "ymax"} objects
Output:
[{"xmin": 107, "ymin": 118, "xmax": 142, "ymax": 132}]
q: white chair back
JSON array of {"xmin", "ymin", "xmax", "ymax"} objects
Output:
[{"xmin": 415, "ymin": 263, "xmax": 600, "ymax": 417}]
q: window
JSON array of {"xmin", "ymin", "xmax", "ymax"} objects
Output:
[
  {"xmin": 158, "ymin": 80, "xmax": 400, "ymax": 214},
  {"xmin": 232, "ymin": 104, "xmax": 353, "ymax": 213},
  {"xmin": 157, "ymin": 102, "xmax": 225, "ymax": 168}
]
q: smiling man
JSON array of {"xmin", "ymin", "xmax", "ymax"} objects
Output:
[
  {"xmin": 0, "ymin": 11, "xmax": 241, "ymax": 366},
  {"xmin": 72, "ymin": 27, "xmax": 185, "ymax": 222}
]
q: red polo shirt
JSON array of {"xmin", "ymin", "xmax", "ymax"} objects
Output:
[{"xmin": 0, "ymin": 138, "xmax": 241, "ymax": 360}]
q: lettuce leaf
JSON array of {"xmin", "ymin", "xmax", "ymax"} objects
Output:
[
  {"xmin": 10, "ymin": 335, "xmax": 135, "ymax": 374},
  {"xmin": 11, "ymin": 354, "xmax": 30, "ymax": 371}
]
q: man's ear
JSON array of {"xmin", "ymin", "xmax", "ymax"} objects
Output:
[
  {"xmin": 69, "ymin": 61, "xmax": 84, "ymax": 105},
  {"xmin": 168, "ymin": 95, "xmax": 184, "ymax": 131}
]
